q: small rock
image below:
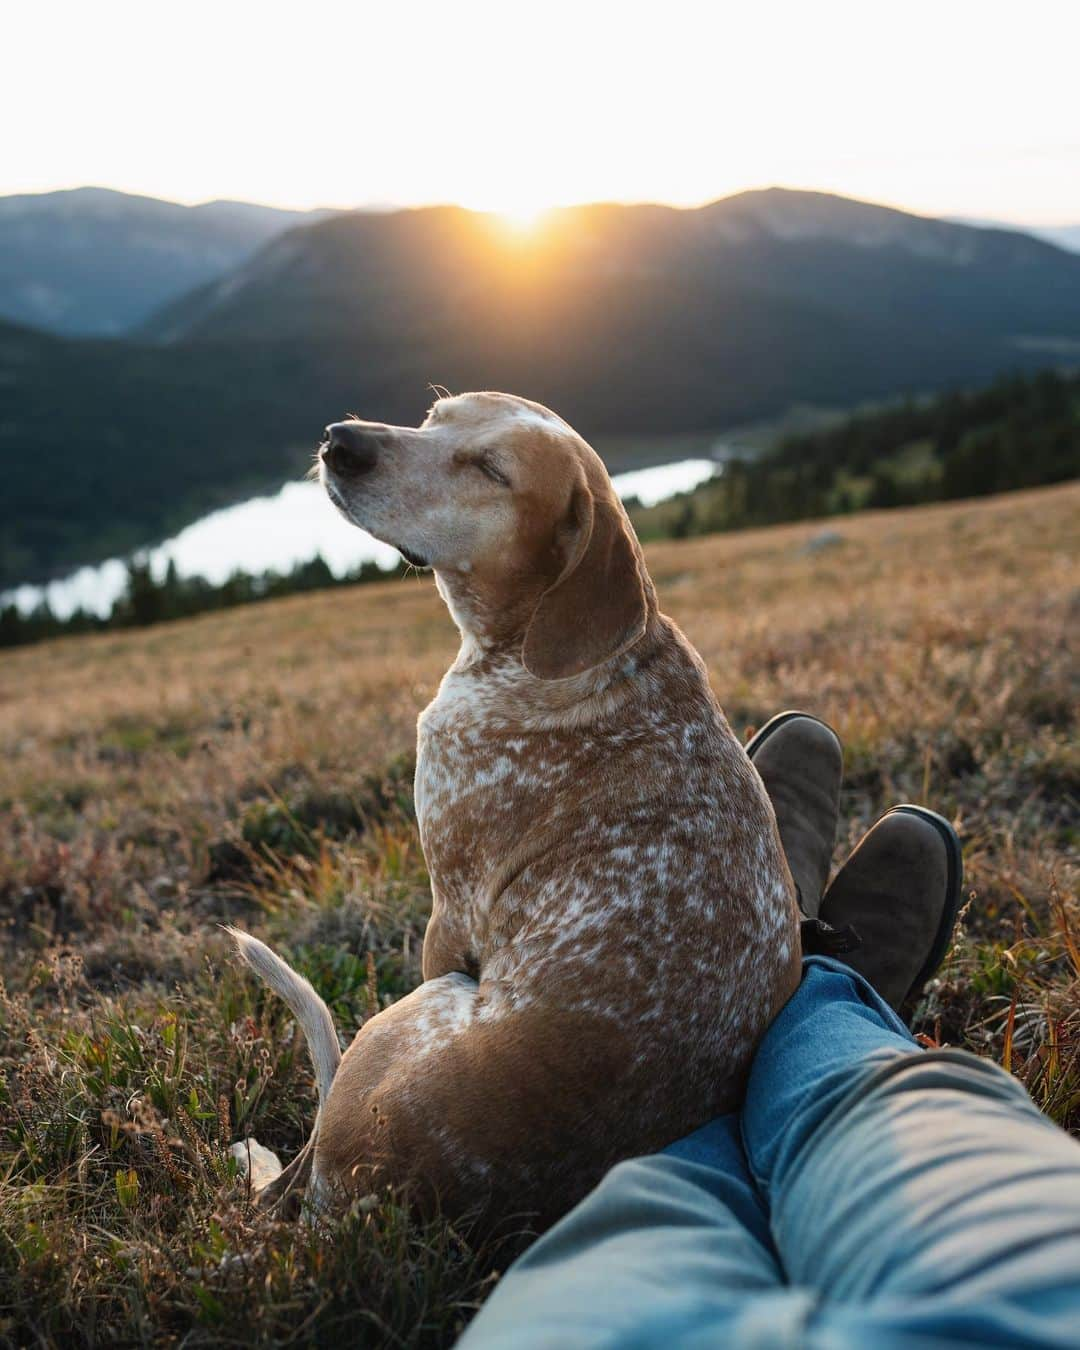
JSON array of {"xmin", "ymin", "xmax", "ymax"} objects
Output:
[{"xmin": 797, "ymin": 529, "xmax": 844, "ymax": 556}]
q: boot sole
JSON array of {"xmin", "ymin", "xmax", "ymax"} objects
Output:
[
  {"xmin": 881, "ymin": 804, "xmax": 964, "ymax": 1003},
  {"xmin": 744, "ymin": 709, "xmax": 841, "ymax": 762}
]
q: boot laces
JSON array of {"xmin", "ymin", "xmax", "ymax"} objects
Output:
[{"xmin": 800, "ymin": 916, "xmax": 862, "ymax": 958}]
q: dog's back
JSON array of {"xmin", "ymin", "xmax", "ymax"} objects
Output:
[{"xmin": 407, "ymin": 611, "xmax": 799, "ymax": 1216}]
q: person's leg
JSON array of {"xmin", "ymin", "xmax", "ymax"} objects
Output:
[
  {"xmin": 460, "ymin": 1115, "xmax": 816, "ymax": 1349},
  {"xmin": 745, "ymin": 954, "xmax": 1080, "ymax": 1347},
  {"xmin": 469, "ymin": 722, "xmax": 1080, "ymax": 1348}
]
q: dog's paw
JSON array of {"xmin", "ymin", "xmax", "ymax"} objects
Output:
[{"xmin": 229, "ymin": 1137, "xmax": 284, "ymax": 1197}]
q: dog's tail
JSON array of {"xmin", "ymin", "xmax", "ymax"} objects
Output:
[{"xmin": 225, "ymin": 927, "xmax": 341, "ymax": 1105}]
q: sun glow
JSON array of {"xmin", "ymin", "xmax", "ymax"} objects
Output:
[
  {"xmin": 3, "ymin": 2, "xmax": 1079, "ymax": 225},
  {"xmin": 496, "ymin": 202, "xmax": 549, "ymax": 232}
]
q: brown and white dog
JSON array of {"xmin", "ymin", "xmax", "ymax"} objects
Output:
[{"xmin": 229, "ymin": 391, "xmax": 801, "ymax": 1229}]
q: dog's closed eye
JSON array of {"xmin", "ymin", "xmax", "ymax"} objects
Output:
[{"xmin": 470, "ymin": 455, "xmax": 512, "ymax": 488}]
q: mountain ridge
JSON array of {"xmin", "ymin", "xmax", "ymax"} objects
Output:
[
  {"xmin": 150, "ymin": 187, "xmax": 1080, "ymax": 346},
  {"xmin": 950, "ymin": 213, "xmax": 1080, "ymax": 254},
  {"xmin": 3, "ymin": 187, "xmax": 1080, "ymax": 588},
  {"xmin": 0, "ymin": 187, "xmax": 335, "ymax": 335}
]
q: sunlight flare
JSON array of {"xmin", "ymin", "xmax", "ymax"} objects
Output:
[{"xmin": 493, "ymin": 202, "xmax": 550, "ymax": 233}]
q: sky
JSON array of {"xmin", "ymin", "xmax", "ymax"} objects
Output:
[{"xmin": 4, "ymin": 0, "xmax": 1079, "ymax": 225}]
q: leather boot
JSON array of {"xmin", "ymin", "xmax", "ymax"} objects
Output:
[
  {"xmin": 819, "ymin": 805, "xmax": 964, "ymax": 1011},
  {"xmin": 746, "ymin": 711, "xmax": 843, "ymax": 919}
]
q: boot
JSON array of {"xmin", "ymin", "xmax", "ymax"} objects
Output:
[
  {"xmin": 746, "ymin": 711, "xmax": 843, "ymax": 918},
  {"xmin": 819, "ymin": 805, "xmax": 964, "ymax": 1011}
]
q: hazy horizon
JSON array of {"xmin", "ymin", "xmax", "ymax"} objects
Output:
[
  {"xmin": 5, "ymin": 0, "xmax": 1079, "ymax": 227},
  {"xmin": 5, "ymin": 180, "xmax": 1079, "ymax": 233}
]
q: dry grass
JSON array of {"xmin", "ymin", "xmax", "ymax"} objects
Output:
[{"xmin": 1, "ymin": 481, "xmax": 1077, "ymax": 1345}]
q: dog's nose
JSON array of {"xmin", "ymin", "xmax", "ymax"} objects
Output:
[{"xmin": 321, "ymin": 422, "xmax": 380, "ymax": 478}]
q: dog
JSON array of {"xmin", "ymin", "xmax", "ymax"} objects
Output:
[{"xmin": 229, "ymin": 391, "xmax": 801, "ymax": 1229}]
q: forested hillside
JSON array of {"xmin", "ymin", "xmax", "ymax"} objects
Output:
[{"xmin": 632, "ymin": 369, "xmax": 1080, "ymax": 539}]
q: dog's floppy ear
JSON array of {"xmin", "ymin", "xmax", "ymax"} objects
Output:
[{"xmin": 522, "ymin": 470, "xmax": 648, "ymax": 680}]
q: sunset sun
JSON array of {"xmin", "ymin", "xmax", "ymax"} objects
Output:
[{"xmin": 496, "ymin": 202, "xmax": 549, "ymax": 231}]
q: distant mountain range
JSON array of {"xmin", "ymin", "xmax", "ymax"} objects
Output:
[
  {"xmin": 0, "ymin": 187, "xmax": 332, "ymax": 334},
  {"xmin": 951, "ymin": 216, "xmax": 1080, "ymax": 255},
  {"xmin": 1038, "ymin": 224, "xmax": 1080, "ymax": 252},
  {"xmin": 3, "ymin": 187, "xmax": 1080, "ymax": 589},
  {"xmin": 150, "ymin": 190, "xmax": 1080, "ymax": 349},
  {"xmin": 1040, "ymin": 225, "xmax": 1080, "ymax": 252},
  {"xmin": 140, "ymin": 188, "xmax": 1080, "ymax": 442}
]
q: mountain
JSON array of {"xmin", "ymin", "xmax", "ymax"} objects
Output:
[
  {"xmin": 1032, "ymin": 224, "xmax": 1080, "ymax": 253},
  {"xmin": 0, "ymin": 187, "xmax": 332, "ymax": 335},
  {"xmin": 143, "ymin": 188, "xmax": 1080, "ymax": 434},
  {"xmin": 153, "ymin": 190, "xmax": 1080, "ymax": 352},
  {"xmin": 4, "ymin": 188, "xmax": 1080, "ymax": 589},
  {"xmin": 951, "ymin": 216, "xmax": 1080, "ymax": 255},
  {"xmin": 1034, "ymin": 225, "xmax": 1080, "ymax": 253}
]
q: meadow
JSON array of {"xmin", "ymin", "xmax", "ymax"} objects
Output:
[{"xmin": 0, "ymin": 481, "xmax": 1077, "ymax": 1346}]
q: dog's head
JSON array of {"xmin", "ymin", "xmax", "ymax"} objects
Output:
[{"xmin": 319, "ymin": 391, "xmax": 652, "ymax": 679}]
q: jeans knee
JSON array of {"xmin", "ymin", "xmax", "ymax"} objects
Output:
[{"xmin": 868, "ymin": 1047, "xmax": 1038, "ymax": 1112}]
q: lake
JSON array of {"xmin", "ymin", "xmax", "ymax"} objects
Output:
[{"xmin": 6, "ymin": 458, "xmax": 718, "ymax": 620}]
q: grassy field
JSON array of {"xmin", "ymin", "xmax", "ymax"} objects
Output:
[{"xmin": 1, "ymin": 481, "xmax": 1077, "ymax": 1346}]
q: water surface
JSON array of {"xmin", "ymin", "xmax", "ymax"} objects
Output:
[{"xmin": 8, "ymin": 458, "xmax": 717, "ymax": 619}]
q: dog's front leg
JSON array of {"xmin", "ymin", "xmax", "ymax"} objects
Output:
[{"xmin": 421, "ymin": 906, "xmax": 477, "ymax": 981}]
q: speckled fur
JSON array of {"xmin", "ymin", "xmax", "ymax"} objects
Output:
[{"xmin": 260, "ymin": 393, "xmax": 801, "ymax": 1230}]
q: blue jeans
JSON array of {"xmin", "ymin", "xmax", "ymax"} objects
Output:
[{"xmin": 462, "ymin": 958, "xmax": 1080, "ymax": 1348}]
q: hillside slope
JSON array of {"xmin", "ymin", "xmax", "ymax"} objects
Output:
[
  {"xmin": 953, "ymin": 215, "xmax": 1080, "ymax": 254},
  {"xmin": 155, "ymin": 190, "xmax": 1080, "ymax": 349},
  {"xmin": 0, "ymin": 481, "xmax": 1076, "ymax": 1343},
  {"xmin": 631, "ymin": 368, "xmax": 1080, "ymax": 539},
  {"xmin": 146, "ymin": 193, "xmax": 1080, "ymax": 437},
  {"xmin": 0, "ymin": 317, "xmax": 330, "ymax": 585},
  {"xmin": 0, "ymin": 187, "xmax": 330, "ymax": 335}
]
